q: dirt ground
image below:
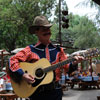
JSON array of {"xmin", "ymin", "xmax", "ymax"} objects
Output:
[{"xmin": 62, "ymin": 85, "xmax": 100, "ymax": 100}]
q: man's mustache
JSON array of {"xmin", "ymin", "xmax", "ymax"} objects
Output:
[{"xmin": 43, "ymin": 32, "xmax": 51, "ymax": 36}]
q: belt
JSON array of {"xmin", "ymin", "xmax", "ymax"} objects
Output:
[{"xmin": 38, "ymin": 82, "xmax": 61, "ymax": 93}]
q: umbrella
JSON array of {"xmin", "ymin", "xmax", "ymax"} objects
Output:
[
  {"xmin": 11, "ymin": 48, "xmax": 24, "ymax": 54},
  {"xmin": 0, "ymin": 50, "xmax": 10, "ymax": 56}
]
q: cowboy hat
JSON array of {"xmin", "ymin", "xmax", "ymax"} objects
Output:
[{"xmin": 29, "ymin": 16, "xmax": 52, "ymax": 34}]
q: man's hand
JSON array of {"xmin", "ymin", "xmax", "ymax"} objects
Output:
[
  {"xmin": 22, "ymin": 73, "xmax": 35, "ymax": 84},
  {"xmin": 72, "ymin": 55, "xmax": 84, "ymax": 65}
]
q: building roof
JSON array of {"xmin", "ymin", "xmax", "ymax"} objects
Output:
[{"xmin": 0, "ymin": 50, "xmax": 10, "ymax": 56}]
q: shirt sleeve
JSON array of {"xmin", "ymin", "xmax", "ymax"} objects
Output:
[{"xmin": 9, "ymin": 46, "xmax": 32, "ymax": 75}]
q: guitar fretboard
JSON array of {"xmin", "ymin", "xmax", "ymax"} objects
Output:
[{"xmin": 43, "ymin": 57, "xmax": 76, "ymax": 73}]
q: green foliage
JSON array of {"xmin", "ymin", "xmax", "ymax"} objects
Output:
[
  {"xmin": 0, "ymin": 0, "xmax": 100, "ymax": 55},
  {"xmin": 60, "ymin": 13, "xmax": 100, "ymax": 54},
  {"xmin": 0, "ymin": 0, "xmax": 57, "ymax": 52},
  {"xmin": 71, "ymin": 15, "xmax": 100, "ymax": 49},
  {"xmin": 50, "ymin": 24, "xmax": 59, "ymax": 41}
]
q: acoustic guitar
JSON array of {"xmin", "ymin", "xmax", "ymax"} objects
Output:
[{"xmin": 11, "ymin": 48, "xmax": 100, "ymax": 98}]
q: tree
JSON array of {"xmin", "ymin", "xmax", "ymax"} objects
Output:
[
  {"xmin": 0, "ymin": 0, "xmax": 57, "ymax": 52},
  {"xmin": 71, "ymin": 15, "xmax": 100, "ymax": 49},
  {"xmin": 77, "ymin": 0, "xmax": 100, "ymax": 31},
  {"xmin": 60, "ymin": 14, "xmax": 100, "ymax": 54}
]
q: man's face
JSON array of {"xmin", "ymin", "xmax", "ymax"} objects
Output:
[{"xmin": 36, "ymin": 27, "xmax": 51, "ymax": 43}]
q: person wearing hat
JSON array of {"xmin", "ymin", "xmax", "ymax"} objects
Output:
[{"xmin": 9, "ymin": 16, "xmax": 84, "ymax": 100}]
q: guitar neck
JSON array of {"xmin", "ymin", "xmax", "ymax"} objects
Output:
[
  {"xmin": 43, "ymin": 48, "xmax": 99, "ymax": 73},
  {"xmin": 43, "ymin": 57, "xmax": 76, "ymax": 73}
]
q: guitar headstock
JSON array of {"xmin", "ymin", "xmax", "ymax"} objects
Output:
[
  {"xmin": 83, "ymin": 48, "xmax": 100, "ymax": 59},
  {"xmin": 71, "ymin": 48, "xmax": 100, "ymax": 59}
]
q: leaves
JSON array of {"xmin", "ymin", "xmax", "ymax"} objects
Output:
[{"xmin": 0, "ymin": 0, "xmax": 56, "ymax": 52}]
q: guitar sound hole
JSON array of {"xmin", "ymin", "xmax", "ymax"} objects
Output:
[
  {"xmin": 25, "ymin": 70, "xmax": 28, "ymax": 73},
  {"xmin": 35, "ymin": 68, "xmax": 44, "ymax": 78}
]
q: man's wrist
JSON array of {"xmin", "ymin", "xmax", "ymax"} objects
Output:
[{"xmin": 16, "ymin": 69, "xmax": 24, "ymax": 76}]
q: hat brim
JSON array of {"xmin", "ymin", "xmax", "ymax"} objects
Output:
[{"xmin": 28, "ymin": 24, "xmax": 52, "ymax": 34}]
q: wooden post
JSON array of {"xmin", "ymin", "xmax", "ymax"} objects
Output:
[
  {"xmin": 1, "ymin": 50, "xmax": 4, "ymax": 71},
  {"xmin": 89, "ymin": 58, "xmax": 93, "ymax": 76},
  {"xmin": 59, "ymin": 0, "xmax": 62, "ymax": 46}
]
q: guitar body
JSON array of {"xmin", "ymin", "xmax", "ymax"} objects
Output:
[{"xmin": 11, "ymin": 58, "xmax": 54, "ymax": 98}]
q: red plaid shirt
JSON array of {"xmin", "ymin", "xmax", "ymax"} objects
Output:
[{"xmin": 9, "ymin": 41, "xmax": 69, "ymax": 81}]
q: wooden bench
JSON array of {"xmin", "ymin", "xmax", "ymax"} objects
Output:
[
  {"xmin": 66, "ymin": 80, "xmax": 100, "ymax": 89},
  {"xmin": 66, "ymin": 80, "xmax": 81, "ymax": 89},
  {"xmin": 78, "ymin": 81, "xmax": 100, "ymax": 89},
  {"xmin": 0, "ymin": 93, "xmax": 29, "ymax": 100},
  {"xmin": 0, "ymin": 93, "xmax": 18, "ymax": 100}
]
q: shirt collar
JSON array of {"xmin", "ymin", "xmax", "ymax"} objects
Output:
[{"xmin": 34, "ymin": 40, "xmax": 51, "ymax": 47}]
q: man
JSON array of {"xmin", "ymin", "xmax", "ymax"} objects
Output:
[{"xmin": 9, "ymin": 16, "xmax": 84, "ymax": 100}]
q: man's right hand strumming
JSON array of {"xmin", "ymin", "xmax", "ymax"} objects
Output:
[{"xmin": 22, "ymin": 73, "xmax": 35, "ymax": 84}]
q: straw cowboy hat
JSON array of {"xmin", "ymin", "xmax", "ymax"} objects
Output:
[{"xmin": 29, "ymin": 16, "xmax": 52, "ymax": 34}]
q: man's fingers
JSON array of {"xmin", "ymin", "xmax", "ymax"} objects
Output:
[
  {"xmin": 23, "ymin": 73, "xmax": 35, "ymax": 84},
  {"xmin": 72, "ymin": 55, "xmax": 84, "ymax": 65}
]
